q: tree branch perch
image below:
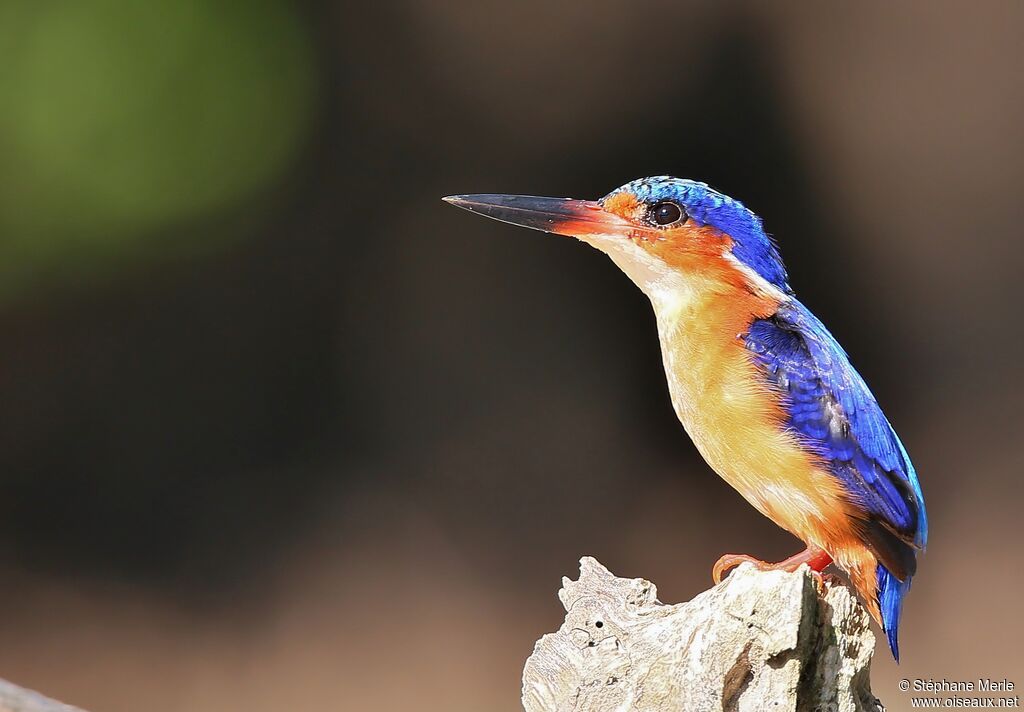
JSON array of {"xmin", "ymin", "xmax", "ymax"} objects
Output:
[
  {"xmin": 522, "ymin": 557, "xmax": 884, "ymax": 712},
  {"xmin": 0, "ymin": 679, "xmax": 85, "ymax": 712}
]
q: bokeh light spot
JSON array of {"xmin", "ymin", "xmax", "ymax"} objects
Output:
[{"xmin": 0, "ymin": 0, "xmax": 316, "ymax": 297}]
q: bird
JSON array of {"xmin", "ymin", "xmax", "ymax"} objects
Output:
[{"xmin": 442, "ymin": 177, "xmax": 926, "ymax": 661}]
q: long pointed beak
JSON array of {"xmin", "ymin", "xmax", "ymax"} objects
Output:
[{"xmin": 442, "ymin": 194, "xmax": 633, "ymax": 238}]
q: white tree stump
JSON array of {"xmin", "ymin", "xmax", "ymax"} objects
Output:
[
  {"xmin": 0, "ymin": 679, "xmax": 84, "ymax": 712},
  {"xmin": 522, "ymin": 557, "xmax": 883, "ymax": 712}
]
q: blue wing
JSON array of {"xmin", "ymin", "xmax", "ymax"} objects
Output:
[
  {"xmin": 745, "ymin": 299, "xmax": 927, "ymax": 660},
  {"xmin": 744, "ymin": 300, "xmax": 928, "ymax": 566}
]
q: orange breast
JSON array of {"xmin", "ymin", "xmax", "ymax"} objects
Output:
[{"xmin": 649, "ymin": 251, "xmax": 864, "ymax": 559}]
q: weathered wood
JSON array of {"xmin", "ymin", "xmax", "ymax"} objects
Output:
[
  {"xmin": 0, "ymin": 679, "xmax": 84, "ymax": 712},
  {"xmin": 522, "ymin": 558, "xmax": 883, "ymax": 712}
]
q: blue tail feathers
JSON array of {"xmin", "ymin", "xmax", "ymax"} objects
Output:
[{"xmin": 877, "ymin": 563, "xmax": 911, "ymax": 662}]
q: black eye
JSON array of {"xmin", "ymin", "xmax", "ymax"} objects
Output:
[{"xmin": 651, "ymin": 201, "xmax": 685, "ymax": 226}]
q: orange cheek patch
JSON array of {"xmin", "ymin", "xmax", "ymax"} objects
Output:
[
  {"xmin": 646, "ymin": 224, "xmax": 743, "ymax": 285},
  {"xmin": 660, "ymin": 223, "xmax": 732, "ymax": 255}
]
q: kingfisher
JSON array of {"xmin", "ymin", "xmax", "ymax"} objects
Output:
[{"xmin": 443, "ymin": 177, "xmax": 927, "ymax": 661}]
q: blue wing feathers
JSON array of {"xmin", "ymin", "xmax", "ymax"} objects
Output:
[
  {"xmin": 745, "ymin": 299, "xmax": 926, "ymax": 660},
  {"xmin": 745, "ymin": 300, "xmax": 928, "ymax": 556}
]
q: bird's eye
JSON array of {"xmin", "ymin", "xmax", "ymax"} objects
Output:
[{"xmin": 651, "ymin": 201, "xmax": 685, "ymax": 226}]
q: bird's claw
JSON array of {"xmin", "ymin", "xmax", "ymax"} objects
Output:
[
  {"xmin": 712, "ymin": 548, "xmax": 832, "ymax": 585},
  {"xmin": 712, "ymin": 554, "xmax": 766, "ymax": 584}
]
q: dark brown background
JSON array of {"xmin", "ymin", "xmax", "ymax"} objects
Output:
[{"xmin": 0, "ymin": 2, "xmax": 1020, "ymax": 710}]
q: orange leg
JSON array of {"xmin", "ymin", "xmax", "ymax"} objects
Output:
[{"xmin": 712, "ymin": 546, "xmax": 833, "ymax": 584}]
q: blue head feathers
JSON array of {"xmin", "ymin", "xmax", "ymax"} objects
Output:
[{"xmin": 605, "ymin": 177, "xmax": 791, "ymax": 293}]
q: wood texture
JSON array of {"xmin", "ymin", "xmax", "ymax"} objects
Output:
[
  {"xmin": 0, "ymin": 679, "xmax": 84, "ymax": 712},
  {"xmin": 522, "ymin": 558, "xmax": 884, "ymax": 712}
]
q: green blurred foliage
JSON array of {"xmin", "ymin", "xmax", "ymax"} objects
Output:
[{"xmin": 0, "ymin": 0, "xmax": 316, "ymax": 298}]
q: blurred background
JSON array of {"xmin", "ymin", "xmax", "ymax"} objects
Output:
[{"xmin": 0, "ymin": 2, "xmax": 1020, "ymax": 710}]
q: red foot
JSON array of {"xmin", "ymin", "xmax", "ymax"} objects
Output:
[{"xmin": 712, "ymin": 546, "xmax": 833, "ymax": 584}]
